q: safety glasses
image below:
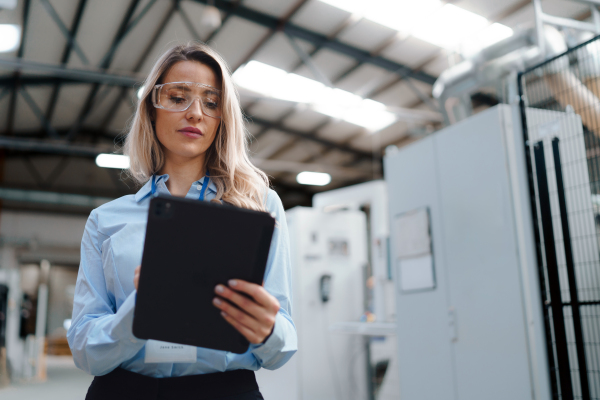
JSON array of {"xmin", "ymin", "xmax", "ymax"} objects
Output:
[{"xmin": 152, "ymin": 81, "xmax": 222, "ymax": 119}]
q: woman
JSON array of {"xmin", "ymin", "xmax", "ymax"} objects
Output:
[{"xmin": 67, "ymin": 43, "xmax": 297, "ymax": 400}]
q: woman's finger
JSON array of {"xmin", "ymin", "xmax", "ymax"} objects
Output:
[
  {"xmin": 226, "ymin": 280, "xmax": 280, "ymax": 313},
  {"xmin": 220, "ymin": 311, "xmax": 262, "ymax": 344},
  {"xmin": 133, "ymin": 265, "xmax": 141, "ymax": 290},
  {"xmin": 214, "ymin": 284, "xmax": 266, "ymax": 320},
  {"xmin": 212, "ymin": 296, "xmax": 264, "ymax": 333}
]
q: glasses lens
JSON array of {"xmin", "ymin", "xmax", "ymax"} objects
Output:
[{"xmin": 157, "ymin": 83, "xmax": 222, "ymax": 118}]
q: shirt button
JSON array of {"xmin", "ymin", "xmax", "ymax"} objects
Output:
[{"xmin": 196, "ymin": 185, "xmax": 202, "ymax": 190}]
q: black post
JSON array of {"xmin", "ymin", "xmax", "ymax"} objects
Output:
[
  {"xmin": 551, "ymin": 138, "xmax": 591, "ymax": 400},
  {"xmin": 533, "ymin": 141, "xmax": 574, "ymax": 399}
]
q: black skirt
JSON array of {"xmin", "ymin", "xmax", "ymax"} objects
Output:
[{"xmin": 85, "ymin": 367, "xmax": 264, "ymax": 400}]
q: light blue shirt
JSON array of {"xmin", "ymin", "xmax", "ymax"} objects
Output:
[{"xmin": 67, "ymin": 174, "xmax": 297, "ymax": 377}]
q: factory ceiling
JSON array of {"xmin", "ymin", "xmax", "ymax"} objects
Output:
[{"xmin": 0, "ymin": 0, "xmax": 592, "ymax": 212}]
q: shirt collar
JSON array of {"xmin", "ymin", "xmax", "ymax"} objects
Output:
[{"xmin": 134, "ymin": 173, "xmax": 217, "ymax": 203}]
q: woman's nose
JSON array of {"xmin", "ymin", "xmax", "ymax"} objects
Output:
[{"xmin": 187, "ymin": 98, "xmax": 204, "ymax": 119}]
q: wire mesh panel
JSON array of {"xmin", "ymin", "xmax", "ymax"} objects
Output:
[{"xmin": 519, "ymin": 36, "xmax": 600, "ymax": 400}]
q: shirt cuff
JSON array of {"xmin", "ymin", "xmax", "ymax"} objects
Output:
[
  {"xmin": 111, "ymin": 290, "xmax": 146, "ymax": 346},
  {"xmin": 249, "ymin": 312, "xmax": 285, "ymax": 359}
]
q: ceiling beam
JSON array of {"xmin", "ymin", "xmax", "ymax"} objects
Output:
[
  {"xmin": 249, "ymin": 116, "xmax": 380, "ymax": 161},
  {"xmin": 252, "ymin": 158, "xmax": 368, "ymax": 179},
  {"xmin": 0, "ymin": 136, "xmax": 111, "ymax": 157},
  {"xmin": 67, "ymin": 0, "xmax": 143, "ymax": 142},
  {"xmin": 6, "ymin": 0, "xmax": 31, "ymax": 137},
  {"xmin": 0, "ymin": 187, "xmax": 114, "ymax": 209},
  {"xmin": 0, "ymin": 59, "xmax": 140, "ymax": 87},
  {"xmin": 45, "ymin": 0, "xmax": 89, "ymax": 124},
  {"xmin": 191, "ymin": 0, "xmax": 436, "ymax": 85},
  {"xmin": 100, "ymin": 0, "xmax": 179, "ymax": 131},
  {"xmin": 0, "ymin": 61, "xmax": 373, "ymax": 159}
]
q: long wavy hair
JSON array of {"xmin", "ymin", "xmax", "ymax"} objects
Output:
[{"xmin": 124, "ymin": 42, "xmax": 269, "ymax": 211}]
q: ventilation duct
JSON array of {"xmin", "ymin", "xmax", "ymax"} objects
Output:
[{"xmin": 433, "ymin": 25, "xmax": 568, "ymax": 124}]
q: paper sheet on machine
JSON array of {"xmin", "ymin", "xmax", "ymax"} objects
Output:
[{"xmin": 394, "ymin": 208, "xmax": 435, "ymax": 291}]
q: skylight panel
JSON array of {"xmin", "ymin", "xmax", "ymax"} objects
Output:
[
  {"xmin": 364, "ymin": 0, "xmax": 442, "ymax": 33},
  {"xmin": 411, "ymin": 4, "xmax": 488, "ymax": 49},
  {"xmin": 318, "ymin": 0, "xmax": 512, "ymax": 51},
  {"xmin": 346, "ymin": 99, "xmax": 398, "ymax": 132},
  {"xmin": 232, "ymin": 61, "xmax": 287, "ymax": 98},
  {"xmin": 319, "ymin": 0, "xmax": 366, "ymax": 15},
  {"xmin": 233, "ymin": 61, "xmax": 398, "ymax": 132},
  {"xmin": 273, "ymin": 73, "xmax": 325, "ymax": 104}
]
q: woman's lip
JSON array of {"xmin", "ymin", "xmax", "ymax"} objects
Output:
[{"xmin": 178, "ymin": 128, "xmax": 203, "ymax": 138}]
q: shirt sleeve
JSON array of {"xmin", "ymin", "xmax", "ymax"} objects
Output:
[
  {"xmin": 67, "ymin": 209, "xmax": 146, "ymax": 376},
  {"xmin": 249, "ymin": 191, "xmax": 298, "ymax": 370}
]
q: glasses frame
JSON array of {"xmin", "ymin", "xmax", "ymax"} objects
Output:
[{"xmin": 151, "ymin": 81, "xmax": 222, "ymax": 119}]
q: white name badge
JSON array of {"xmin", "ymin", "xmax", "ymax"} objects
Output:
[{"xmin": 144, "ymin": 340, "xmax": 197, "ymax": 363}]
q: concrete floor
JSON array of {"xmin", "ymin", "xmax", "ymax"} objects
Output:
[{"xmin": 0, "ymin": 356, "xmax": 93, "ymax": 400}]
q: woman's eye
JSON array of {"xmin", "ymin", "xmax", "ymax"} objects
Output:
[
  {"xmin": 169, "ymin": 96, "xmax": 186, "ymax": 104},
  {"xmin": 204, "ymin": 99, "xmax": 219, "ymax": 109}
]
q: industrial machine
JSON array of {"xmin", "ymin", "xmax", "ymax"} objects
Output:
[
  {"xmin": 312, "ymin": 182, "xmax": 399, "ymax": 400},
  {"xmin": 256, "ymin": 207, "xmax": 369, "ymax": 400},
  {"xmin": 383, "ymin": 104, "xmax": 594, "ymax": 400}
]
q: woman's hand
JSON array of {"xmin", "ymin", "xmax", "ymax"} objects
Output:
[
  {"xmin": 134, "ymin": 265, "xmax": 141, "ymax": 290},
  {"xmin": 213, "ymin": 280, "xmax": 280, "ymax": 344}
]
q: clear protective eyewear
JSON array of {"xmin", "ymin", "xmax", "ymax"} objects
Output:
[{"xmin": 152, "ymin": 81, "xmax": 222, "ymax": 119}]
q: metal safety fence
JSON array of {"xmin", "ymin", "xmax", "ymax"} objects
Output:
[{"xmin": 519, "ymin": 35, "xmax": 600, "ymax": 400}]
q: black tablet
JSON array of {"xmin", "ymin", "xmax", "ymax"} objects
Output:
[{"xmin": 132, "ymin": 194, "xmax": 276, "ymax": 354}]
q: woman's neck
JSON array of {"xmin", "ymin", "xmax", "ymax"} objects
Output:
[{"xmin": 159, "ymin": 154, "xmax": 206, "ymax": 197}]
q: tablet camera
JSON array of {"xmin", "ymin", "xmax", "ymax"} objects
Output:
[{"xmin": 153, "ymin": 200, "xmax": 173, "ymax": 219}]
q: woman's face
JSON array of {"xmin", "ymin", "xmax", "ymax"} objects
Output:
[{"xmin": 154, "ymin": 60, "xmax": 221, "ymax": 163}]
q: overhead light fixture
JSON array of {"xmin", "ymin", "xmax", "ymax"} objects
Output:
[
  {"xmin": 95, "ymin": 154, "xmax": 130, "ymax": 169},
  {"xmin": 0, "ymin": 24, "xmax": 21, "ymax": 53},
  {"xmin": 319, "ymin": 0, "xmax": 512, "ymax": 51},
  {"xmin": 202, "ymin": 0, "xmax": 221, "ymax": 29},
  {"xmin": 233, "ymin": 61, "xmax": 398, "ymax": 132},
  {"xmin": 137, "ymin": 85, "xmax": 145, "ymax": 100},
  {"xmin": 297, "ymin": 171, "xmax": 332, "ymax": 186}
]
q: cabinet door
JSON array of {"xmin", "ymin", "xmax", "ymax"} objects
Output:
[
  {"xmin": 436, "ymin": 107, "xmax": 533, "ymax": 400},
  {"xmin": 385, "ymin": 137, "xmax": 456, "ymax": 400}
]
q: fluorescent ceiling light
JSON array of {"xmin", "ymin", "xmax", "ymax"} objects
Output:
[
  {"xmin": 0, "ymin": 25, "xmax": 21, "ymax": 53},
  {"xmin": 137, "ymin": 85, "xmax": 145, "ymax": 100},
  {"xmin": 319, "ymin": 0, "xmax": 512, "ymax": 51},
  {"xmin": 234, "ymin": 61, "xmax": 397, "ymax": 132},
  {"xmin": 297, "ymin": 171, "xmax": 332, "ymax": 186},
  {"xmin": 95, "ymin": 154, "xmax": 130, "ymax": 169}
]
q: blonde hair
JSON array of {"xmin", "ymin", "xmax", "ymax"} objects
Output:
[{"xmin": 124, "ymin": 42, "xmax": 269, "ymax": 211}]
